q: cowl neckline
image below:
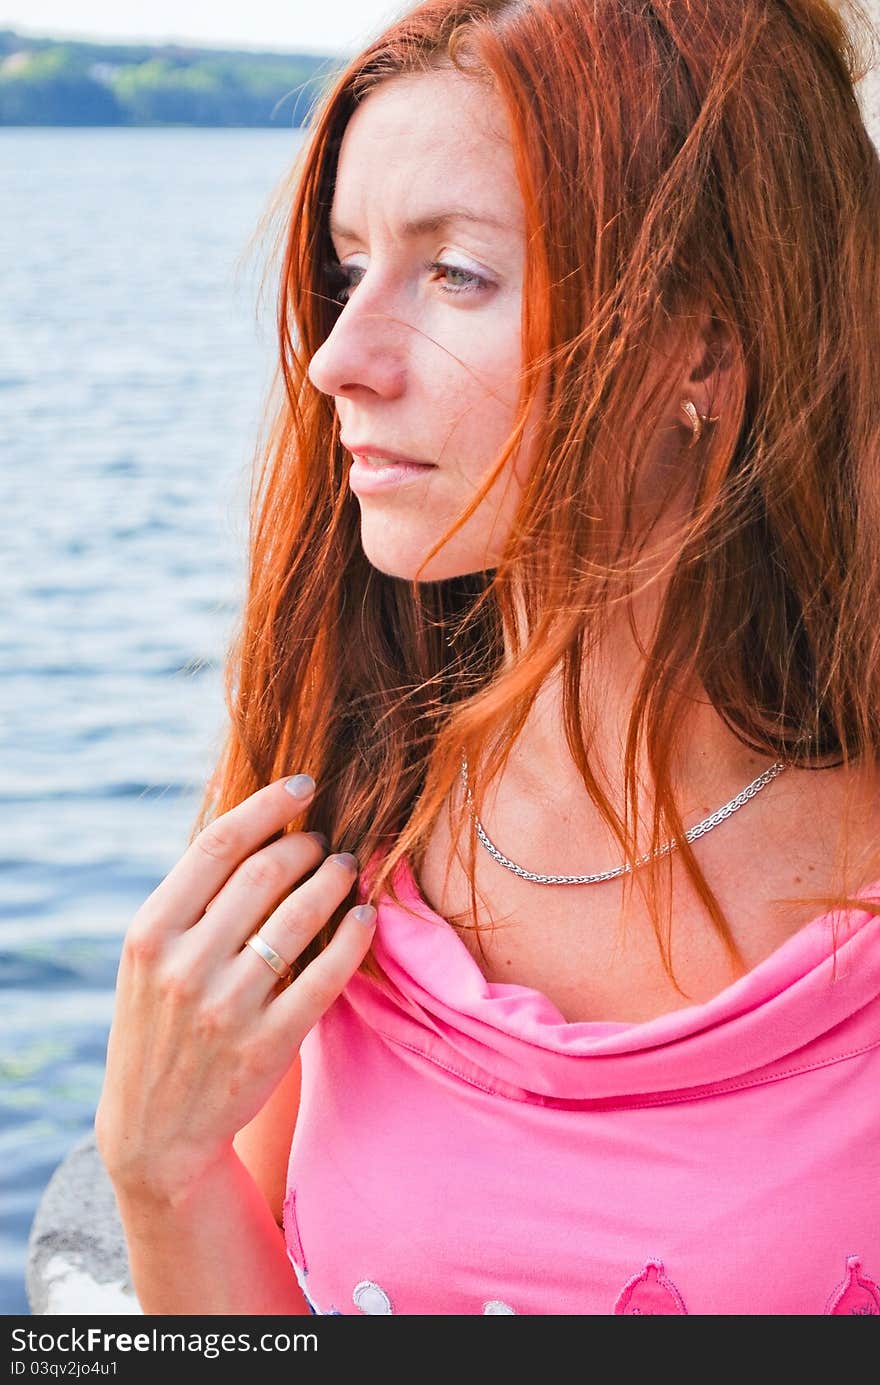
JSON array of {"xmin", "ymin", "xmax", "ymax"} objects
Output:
[{"xmin": 346, "ymin": 851, "xmax": 880, "ymax": 1103}]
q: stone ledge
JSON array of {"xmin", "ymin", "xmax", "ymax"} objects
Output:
[{"xmin": 26, "ymin": 1131, "xmax": 142, "ymax": 1316}]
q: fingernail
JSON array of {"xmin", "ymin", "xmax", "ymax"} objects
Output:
[
  {"xmin": 352, "ymin": 904, "xmax": 377, "ymax": 926},
  {"xmin": 284, "ymin": 773, "xmax": 315, "ymax": 799},
  {"xmin": 328, "ymin": 851, "xmax": 359, "ymax": 873},
  {"xmin": 305, "ymin": 830, "xmax": 330, "ymax": 851}
]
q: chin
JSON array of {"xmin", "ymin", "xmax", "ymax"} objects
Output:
[{"xmin": 359, "ymin": 526, "xmax": 488, "ymax": 583}]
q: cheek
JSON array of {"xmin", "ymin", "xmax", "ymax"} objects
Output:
[{"xmin": 444, "ymin": 349, "xmax": 526, "ymax": 473}]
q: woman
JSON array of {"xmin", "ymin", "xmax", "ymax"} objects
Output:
[{"xmin": 95, "ymin": 0, "xmax": 880, "ymax": 1315}]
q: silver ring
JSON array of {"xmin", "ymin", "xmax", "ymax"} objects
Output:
[{"xmin": 244, "ymin": 932, "xmax": 293, "ymax": 985}]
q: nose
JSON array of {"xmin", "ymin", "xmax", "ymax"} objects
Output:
[{"xmin": 307, "ymin": 281, "xmax": 407, "ymax": 401}]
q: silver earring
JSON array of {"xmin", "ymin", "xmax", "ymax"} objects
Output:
[{"xmin": 680, "ymin": 398, "xmax": 720, "ymax": 448}]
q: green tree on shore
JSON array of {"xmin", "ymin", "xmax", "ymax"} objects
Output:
[{"xmin": 0, "ymin": 30, "xmax": 339, "ymax": 127}]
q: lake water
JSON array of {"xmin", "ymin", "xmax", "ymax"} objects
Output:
[{"xmin": 0, "ymin": 127, "xmax": 308, "ymax": 1313}]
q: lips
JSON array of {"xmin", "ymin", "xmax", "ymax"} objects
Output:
[
  {"xmin": 347, "ymin": 453, "xmax": 436, "ymax": 495},
  {"xmin": 341, "ymin": 439, "xmax": 434, "ymax": 467}
]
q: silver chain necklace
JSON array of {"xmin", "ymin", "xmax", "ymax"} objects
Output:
[{"xmin": 458, "ymin": 751, "xmax": 789, "ymax": 885}]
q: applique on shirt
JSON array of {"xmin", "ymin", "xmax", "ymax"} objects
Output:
[
  {"xmin": 614, "ymin": 1260, "xmax": 689, "ymax": 1315},
  {"xmin": 352, "ymin": 1280, "xmax": 394, "ymax": 1314},
  {"xmin": 825, "ymin": 1256, "xmax": 880, "ymax": 1315},
  {"xmin": 286, "ymin": 1173, "xmax": 874, "ymax": 1316},
  {"xmin": 283, "ymin": 1187, "xmax": 342, "ymax": 1315},
  {"xmin": 285, "ymin": 1250, "xmax": 341, "ymax": 1315}
]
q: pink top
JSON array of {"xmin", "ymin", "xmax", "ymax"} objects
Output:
[{"xmin": 283, "ymin": 853, "xmax": 880, "ymax": 1315}]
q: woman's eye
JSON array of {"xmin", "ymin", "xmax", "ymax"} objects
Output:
[
  {"xmin": 323, "ymin": 260, "xmax": 489, "ymax": 304},
  {"xmin": 324, "ymin": 263, "xmax": 363, "ymax": 303},
  {"xmin": 430, "ymin": 263, "xmax": 487, "ymax": 295}
]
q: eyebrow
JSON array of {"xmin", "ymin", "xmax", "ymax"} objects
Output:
[{"xmin": 328, "ymin": 207, "xmax": 513, "ymax": 240}]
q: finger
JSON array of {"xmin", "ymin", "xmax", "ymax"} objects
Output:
[
  {"xmin": 236, "ymin": 851, "xmax": 362, "ymax": 995},
  {"xmin": 136, "ymin": 774, "xmax": 318, "ymax": 935},
  {"xmin": 269, "ymin": 902, "xmax": 377, "ymax": 1046},
  {"xmin": 186, "ymin": 829, "xmax": 329, "ymax": 956}
]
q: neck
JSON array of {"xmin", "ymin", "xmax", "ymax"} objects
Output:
[
  {"xmin": 499, "ymin": 534, "xmax": 781, "ymax": 851},
  {"xmin": 501, "ymin": 662, "xmax": 775, "ymax": 829}
]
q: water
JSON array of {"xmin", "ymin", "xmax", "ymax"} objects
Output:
[{"xmin": 0, "ymin": 127, "xmax": 307, "ymax": 1313}]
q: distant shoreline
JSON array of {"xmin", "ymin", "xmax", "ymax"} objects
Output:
[
  {"xmin": 0, "ymin": 28, "xmax": 341, "ymax": 128},
  {"xmin": 1, "ymin": 10, "xmax": 877, "ymax": 135}
]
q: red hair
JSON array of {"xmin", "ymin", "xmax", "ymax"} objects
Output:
[{"xmin": 193, "ymin": 0, "xmax": 880, "ymax": 988}]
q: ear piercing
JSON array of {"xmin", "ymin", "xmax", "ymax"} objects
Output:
[{"xmin": 680, "ymin": 398, "xmax": 720, "ymax": 448}]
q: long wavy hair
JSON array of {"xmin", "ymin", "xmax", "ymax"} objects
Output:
[{"xmin": 192, "ymin": 0, "xmax": 880, "ymax": 991}]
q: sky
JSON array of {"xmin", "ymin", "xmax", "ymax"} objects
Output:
[{"xmin": 0, "ymin": 2, "xmax": 412, "ymax": 57}]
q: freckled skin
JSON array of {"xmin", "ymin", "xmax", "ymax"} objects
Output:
[{"xmin": 307, "ymin": 69, "xmax": 540, "ymax": 582}]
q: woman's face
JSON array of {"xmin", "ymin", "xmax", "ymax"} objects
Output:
[{"xmin": 307, "ymin": 69, "xmax": 536, "ymax": 581}]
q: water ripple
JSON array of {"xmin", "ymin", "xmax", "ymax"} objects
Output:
[{"xmin": 0, "ymin": 125, "xmax": 302, "ymax": 1311}]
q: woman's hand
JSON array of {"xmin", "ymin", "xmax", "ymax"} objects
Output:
[{"xmin": 94, "ymin": 773, "xmax": 375, "ymax": 1206}]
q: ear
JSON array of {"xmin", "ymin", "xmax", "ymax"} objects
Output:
[{"xmin": 683, "ymin": 309, "xmax": 735, "ymax": 417}]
